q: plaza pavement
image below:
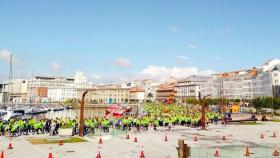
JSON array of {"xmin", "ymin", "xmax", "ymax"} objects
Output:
[{"xmin": 0, "ymin": 121, "xmax": 280, "ymax": 158}]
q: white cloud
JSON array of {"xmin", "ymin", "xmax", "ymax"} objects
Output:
[
  {"xmin": 176, "ymin": 55, "xmax": 189, "ymax": 60},
  {"xmin": 188, "ymin": 44, "xmax": 198, "ymax": 48},
  {"xmin": 92, "ymin": 74, "xmax": 101, "ymax": 80},
  {"xmin": 89, "ymin": 73, "xmax": 136, "ymax": 84},
  {"xmin": 140, "ymin": 65, "xmax": 214, "ymax": 81},
  {"xmin": 169, "ymin": 26, "xmax": 180, "ymax": 33},
  {"xmin": 0, "ymin": 49, "xmax": 20, "ymax": 63},
  {"xmin": 49, "ymin": 62, "xmax": 61, "ymax": 71},
  {"xmin": 114, "ymin": 57, "xmax": 132, "ymax": 68},
  {"xmin": 89, "ymin": 65, "xmax": 215, "ymax": 84}
]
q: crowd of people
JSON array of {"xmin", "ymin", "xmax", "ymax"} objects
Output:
[{"xmin": 0, "ymin": 104, "xmax": 221, "ymax": 137}]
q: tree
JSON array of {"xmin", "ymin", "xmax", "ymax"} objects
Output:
[
  {"xmin": 64, "ymin": 98, "xmax": 77, "ymax": 107},
  {"xmin": 147, "ymin": 93, "xmax": 154, "ymax": 102},
  {"xmin": 273, "ymin": 97, "xmax": 280, "ymax": 114},
  {"xmin": 234, "ymin": 99, "xmax": 241, "ymax": 103},
  {"xmin": 252, "ymin": 97, "xmax": 273, "ymax": 112},
  {"xmin": 252, "ymin": 97, "xmax": 262, "ymax": 111},
  {"xmin": 186, "ymin": 97, "xmax": 200, "ymax": 105},
  {"xmin": 262, "ymin": 97, "xmax": 273, "ymax": 109}
]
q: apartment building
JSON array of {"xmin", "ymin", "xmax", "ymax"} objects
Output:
[
  {"xmin": 129, "ymin": 87, "xmax": 145, "ymax": 103},
  {"xmin": 0, "ymin": 79, "xmax": 28, "ymax": 104},
  {"xmin": 175, "ymin": 75, "xmax": 208, "ymax": 103},
  {"xmin": 156, "ymin": 82, "xmax": 176, "ymax": 103},
  {"xmin": 272, "ymin": 65, "xmax": 280, "ymax": 97},
  {"xmin": 28, "ymin": 76, "xmax": 75, "ymax": 103},
  {"xmin": 48, "ymin": 87, "xmax": 78, "ymax": 103},
  {"xmin": 201, "ymin": 59, "xmax": 280, "ymax": 99},
  {"xmin": 77, "ymin": 85, "xmax": 130, "ymax": 104}
]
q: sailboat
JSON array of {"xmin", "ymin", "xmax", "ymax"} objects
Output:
[{"xmin": 0, "ymin": 53, "xmax": 24, "ymax": 120}]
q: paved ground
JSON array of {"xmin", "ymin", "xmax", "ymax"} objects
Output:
[{"xmin": 1, "ymin": 121, "xmax": 280, "ymax": 158}]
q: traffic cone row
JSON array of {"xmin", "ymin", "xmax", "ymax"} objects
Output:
[
  {"xmin": 164, "ymin": 134, "xmax": 168, "ymax": 142},
  {"xmin": 139, "ymin": 146, "xmax": 145, "ymax": 158},
  {"xmin": 273, "ymin": 147, "xmax": 279, "ymax": 157},
  {"xmin": 194, "ymin": 136, "xmax": 198, "ymax": 141},
  {"xmin": 58, "ymin": 138, "xmax": 63, "ymax": 146},
  {"xmin": 214, "ymin": 146, "xmax": 219, "ymax": 157},
  {"xmin": 8, "ymin": 142, "xmax": 13, "ymax": 150},
  {"xmin": 245, "ymin": 147, "xmax": 250, "ymax": 157},
  {"xmin": 134, "ymin": 137, "xmax": 138, "ymax": 142},
  {"xmin": 48, "ymin": 147, "xmax": 53, "ymax": 158},
  {"xmin": 99, "ymin": 138, "xmax": 103, "ymax": 144},
  {"xmin": 96, "ymin": 146, "xmax": 102, "ymax": 158},
  {"xmin": 96, "ymin": 151, "xmax": 102, "ymax": 158}
]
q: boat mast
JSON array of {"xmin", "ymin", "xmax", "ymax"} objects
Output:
[{"xmin": 8, "ymin": 53, "xmax": 13, "ymax": 107}]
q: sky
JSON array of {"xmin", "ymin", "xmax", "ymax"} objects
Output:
[{"xmin": 0, "ymin": 1, "xmax": 280, "ymax": 83}]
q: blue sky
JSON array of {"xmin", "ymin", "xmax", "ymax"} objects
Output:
[{"xmin": 0, "ymin": 1, "xmax": 280, "ymax": 83}]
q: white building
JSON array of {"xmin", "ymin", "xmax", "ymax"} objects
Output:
[
  {"xmin": 0, "ymin": 79, "xmax": 28, "ymax": 104},
  {"xmin": 201, "ymin": 59, "xmax": 280, "ymax": 100},
  {"xmin": 48, "ymin": 87, "xmax": 77, "ymax": 103},
  {"xmin": 175, "ymin": 75, "xmax": 208, "ymax": 103},
  {"xmin": 272, "ymin": 65, "xmax": 280, "ymax": 97},
  {"xmin": 129, "ymin": 88, "xmax": 145, "ymax": 103},
  {"xmin": 126, "ymin": 79, "xmax": 158, "ymax": 102},
  {"xmin": 74, "ymin": 71, "xmax": 92, "ymax": 88},
  {"xmin": 28, "ymin": 76, "xmax": 75, "ymax": 103}
]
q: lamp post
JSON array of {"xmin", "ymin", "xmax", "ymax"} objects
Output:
[{"xmin": 79, "ymin": 91, "xmax": 88, "ymax": 136}]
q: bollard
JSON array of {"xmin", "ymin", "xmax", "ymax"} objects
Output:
[{"xmin": 178, "ymin": 139, "xmax": 190, "ymax": 158}]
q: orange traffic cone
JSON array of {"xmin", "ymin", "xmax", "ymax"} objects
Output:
[
  {"xmin": 273, "ymin": 147, "xmax": 279, "ymax": 156},
  {"xmin": 96, "ymin": 145, "xmax": 102, "ymax": 158},
  {"xmin": 222, "ymin": 135, "xmax": 226, "ymax": 140},
  {"xmin": 194, "ymin": 136, "xmax": 198, "ymax": 141},
  {"xmin": 8, "ymin": 142, "xmax": 13, "ymax": 150},
  {"xmin": 48, "ymin": 147, "xmax": 53, "ymax": 158},
  {"xmin": 164, "ymin": 134, "xmax": 168, "ymax": 142},
  {"xmin": 260, "ymin": 134, "xmax": 264, "ymax": 139},
  {"xmin": 214, "ymin": 146, "xmax": 219, "ymax": 157},
  {"xmin": 245, "ymin": 147, "xmax": 250, "ymax": 157},
  {"xmin": 134, "ymin": 137, "xmax": 138, "ymax": 142},
  {"xmin": 126, "ymin": 134, "xmax": 130, "ymax": 139},
  {"xmin": 58, "ymin": 138, "xmax": 63, "ymax": 146},
  {"xmin": 1, "ymin": 151, "xmax": 4, "ymax": 158},
  {"xmin": 96, "ymin": 152, "xmax": 101, "ymax": 158},
  {"xmin": 99, "ymin": 138, "xmax": 103, "ymax": 144},
  {"xmin": 140, "ymin": 146, "xmax": 145, "ymax": 158},
  {"xmin": 273, "ymin": 132, "xmax": 277, "ymax": 138}
]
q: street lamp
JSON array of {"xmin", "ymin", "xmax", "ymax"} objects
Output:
[{"xmin": 79, "ymin": 91, "xmax": 88, "ymax": 136}]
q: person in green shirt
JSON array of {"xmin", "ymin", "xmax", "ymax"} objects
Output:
[{"xmin": 0, "ymin": 121, "xmax": 4, "ymax": 136}]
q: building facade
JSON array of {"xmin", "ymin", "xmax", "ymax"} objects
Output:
[
  {"xmin": 77, "ymin": 85, "xmax": 130, "ymax": 104},
  {"xmin": 156, "ymin": 82, "xmax": 176, "ymax": 103},
  {"xmin": 48, "ymin": 87, "xmax": 78, "ymax": 103},
  {"xmin": 0, "ymin": 79, "xmax": 28, "ymax": 104},
  {"xmin": 28, "ymin": 76, "xmax": 75, "ymax": 103},
  {"xmin": 129, "ymin": 87, "xmax": 145, "ymax": 103},
  {"xmin": 175, "ymin": 75, "xmax": 208, "ymax": 103},
  {"xmin": 201, "ymin": 59, "xmax": 280, "ymax": 100}
]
